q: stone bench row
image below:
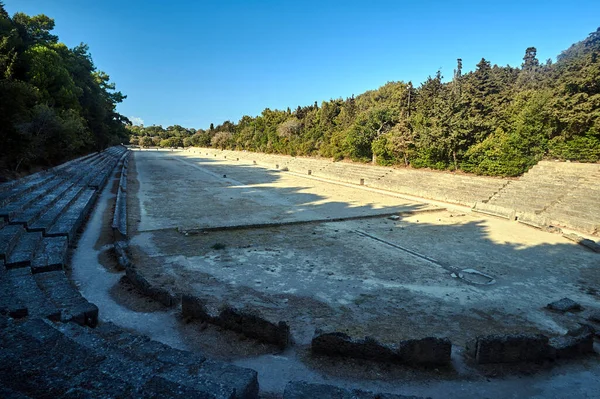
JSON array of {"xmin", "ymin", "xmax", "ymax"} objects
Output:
[
  {"xmin": 0, "ymin": 150, "xmax": 113, "ymax": 209},
  {"xmin": 0, "ymin": 316, "xmax": 258, "ymax": 399},
  {"xmin": 193, "ymin": 148, "xmax": 507, "ymax": 207},
  {"xmin": 1, "ymin": 147, "xmax": 261, "ymax": 399},
  {"xmin": 0, "ymin": 146, "xmax": 127, "ymax": 326},
  {"xmin": 0, "ymin": 149, "xmax": 125, "ymax": 228},
  {"xmin": 0, "ymin": 267, "xmax": 97, "ymax": 326}
]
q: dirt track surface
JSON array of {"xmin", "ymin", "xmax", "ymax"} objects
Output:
[
  {"xmin": 129, "ymin": 150, "xmax": 599, "ymax": 342},
  {"xmin": 118, "ymin": 149, "xmax": 600, "ymax": 397}
]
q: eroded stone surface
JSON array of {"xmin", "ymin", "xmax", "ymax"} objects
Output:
[{"xmin": 546, "ymin": 298, "xmax": 583, "ymax": 313}]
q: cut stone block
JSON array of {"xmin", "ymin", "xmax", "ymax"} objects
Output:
[
  {"xmin": 472, "ymin": 202, "xmax": 516, "ymax": 220},
  {"xmin": 31, "ymin": 236, "xmax": 68, "ymax": 273},
  {"xmin": 549, "ymin": 326, "xmax": 594, "ymax": 359},
  {"xmin": 546, "ymin": 298, "xmax": 582, "ymax": 313},
  {"xmin": 125, "ymin": 266, "xmax": 179, "ymax": 307},
  {"xmin": 311, "ymin": 330, "xmax": 397, "ymax": 362},
  {"xmin": 34, "ymin": 271, "xmax": 98, "ymax": 327},
  {"xmin": 28, "ymin": 185, "xmax": 85, "ymax": 233},
  {"xmin": 312, "ymin": 330, "xmax": 451, "ymax": 365},
  {"xmin": 0, "ymin": 224, "xmax": 25, "ymax": 261},
  {"xmin": 5, "ymin": 231, "xmax": 43, "ymax": 268},
  {"xmin": 466, "ymin": 333, "xmax": 550, "ymax": 364},
  {"xmin": 182, "ymin": 294, "xmax": 290, "ymax": 348},
  {"xmin": 2, "ymin": 268, "xmax": 60, "ymax": 321},
  {"xmin": 46, "ymin": 188, "xmax": 97, "ymax": 241}
]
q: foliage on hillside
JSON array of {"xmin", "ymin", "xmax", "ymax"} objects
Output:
[
  {"xmin": 132, "ymin": 28, "xmax": 600, "ymax": 176},
  {"xmin": 0, "ymin": 4, "xmax": 129, "ymax": 179}
]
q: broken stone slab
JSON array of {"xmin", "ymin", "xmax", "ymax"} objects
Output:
[
  {"xmin": 311, "ymin": 330, "xmax": 452, "ymax": 365},
  {"xmin": 113, "ymin": 240, "xmax": 131, "ymax": 270},
  {"xmin": 182, "ymin": 294, "xmax": 290, "ymax": 348},
  {"xmin": 466, "ymin": 333, "xmax": 550, "ymax": 364},
  {"xmin": 472, "ymin": 202, "xmax": 516, "ymax": 220},
  {"xmin": 125, "ymin": 266, "xmax": 179, "ymax": 307},
  {"xmin": 283, "ymin": 381, "xmax": 428, "ymax": 399},
  {"xmin": 562, "ymin": 233, "xmax": 600, "ymax": 253},
  {"xmin": 549, "ymin": 326, "xmax": 595, "ymax": 359},
  {"xmin": 311, "ymin": 330, "xmax": 397, "ymax": 362},
  {"xmin": 546, "ymin": 297, "xmax": 583, "ymax": 313}
]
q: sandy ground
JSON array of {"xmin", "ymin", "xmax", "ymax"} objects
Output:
[{"xmin": 71, "ymin": 149, "xmax": 600, "ymax": 398}]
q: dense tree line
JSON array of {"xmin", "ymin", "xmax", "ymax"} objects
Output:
[
  {"xmin": 0, "ymin": 4, "xmax": 129, "ymax": 180},
  {"xmin": 132, "ymin": 28, "xmax": 600, "ymax": 176}
]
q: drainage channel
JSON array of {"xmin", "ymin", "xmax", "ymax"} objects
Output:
[{"xmin": 354, "ymin": 229, "xmax": 495, "ymax": 286}]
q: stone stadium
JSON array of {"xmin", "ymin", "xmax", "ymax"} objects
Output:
[{"xmin": 1, "ymin": 146, "xmax": 599, "ymax": 398}]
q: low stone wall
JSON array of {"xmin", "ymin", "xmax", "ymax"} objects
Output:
[
  {"xmin": 182, "ymin": 294, "xmax": 290, "ymax": 348},
  {"xmin": 466, "ymin": 328, "xmax": 595, "ymax": 364},
  {"xmin": 311, "ymin": 330, "xmax": 451, "ymax": 366},
  {"xmin": 112, "ymin": 151, "xmax": 129, "ymax": 241}
]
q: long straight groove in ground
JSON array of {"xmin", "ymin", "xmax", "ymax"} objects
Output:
[
  {"xmin": 136, "ymin": 207, "xmax": 445, "ymax": 234},
  {"xmin": 353, "ymin": 229, "xmax": 450, "ymax": 269}
]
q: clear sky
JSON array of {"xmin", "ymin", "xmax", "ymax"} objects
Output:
[{"xmin": 4, "ymin": 0, "xmax": 600, "ymax": 129}]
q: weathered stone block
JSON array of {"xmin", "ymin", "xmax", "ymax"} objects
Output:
[
  {"xmin": 181, "ymin": 294, "xmax": 219, "ymax": 321},
  {"xmin": 546, "ymin": 298, "xmax": 582, "ymax": 313},
  {"xmin": 183, "ymin": 295, "xmax": 290, "ymax": 348},
  {"xmin": 312, "ymin": 331, "xmax": 450, "ymax": 365},
  {"xmin": 468, "ymin": 333, "xmax": 550, "ymax": 364},
  {"xmin": 549, "ymin": 326, "xmax": 595, "ymax": 359},
  {"xmin": 125, "ymin": 267, "xmax": 178, "ymax": 307},
  {"xmin": 472, "ymin": 202, "xmax": 516, "ymax": 220},
  {"xmin": 219, "ymin": 307, "xmax": 290, "ymax": 349}
]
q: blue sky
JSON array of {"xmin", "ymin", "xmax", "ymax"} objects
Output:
[{"xmin": 4, "ymin": 1, "xmax": 600, "ymax": 129}]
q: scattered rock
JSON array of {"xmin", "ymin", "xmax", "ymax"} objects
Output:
[
  {"xmin": 388, "ymin": 215, "xmax": 400, "ymax": 221},
  {"xmin": 546, "ymin": 298, "xmax": 582, "ymax": 313}
]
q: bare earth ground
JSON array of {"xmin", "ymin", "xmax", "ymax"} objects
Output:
[{"xmin": 74, "ymin": 149, "xmax": 600, "ymax": 398}]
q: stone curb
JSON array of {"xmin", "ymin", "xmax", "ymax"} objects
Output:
[
  {"xmin": 466, "ymin": 329, "xmax": 596, "ymax": 364},
  {"xmin": 311, "ymin": 330, "xmax": 451, "ymax": 366},
  {"xmin": 182, "ymin": 294, "xmax": 290, "ymax": 348}
]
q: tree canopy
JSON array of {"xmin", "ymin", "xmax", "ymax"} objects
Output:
[
  {"xmin": 0, "ymin": 3, "xmax": 129, "ymax": 180},
  {"xmin": 131, "ymin": 27, "xmax": 600, "ymax": 177}
]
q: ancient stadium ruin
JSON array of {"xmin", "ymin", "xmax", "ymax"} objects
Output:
[{"xmin": 1, "ymin": 146, "xmax": 599, "ymax": 398}]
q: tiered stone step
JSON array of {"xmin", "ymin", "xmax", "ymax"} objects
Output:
[
  {"xmin": 46, "ymin": 188, "xmax": 97, "ymax": 241},
  {"xmin": 285, "ymin": 157, "xmax": 330, "ymax": 174},
  {"xmin": 29, "ymin": 185, "xmax": 94, "ymax": 235},
  {"xmin": 34, "ymin": 271, "xmax": 98, "ymax": 326},
  {"xmin": 0, "ymin": 317, "xmax": 259, "ymax": 399},
  {"xmin": 482, "ymin": 161, "xmax": 600, "ymax": 233},
  {"xmin": 544, "ymin": 170, "xmax": 600, "ymax": 234},
  {"xmin": 5, "ymin": 231, "xmax": 43, "ymax": 268},
  {"xmin": 0, "ymin": 268, "xmax": 61, "ymax": 320},
  {"xmin": 374, "ymin": 170, "xmax": 505, "ymax": 206},
  {"xmin": 312, "ymin": 162, "xmax": 391, "ymax": 185}
]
